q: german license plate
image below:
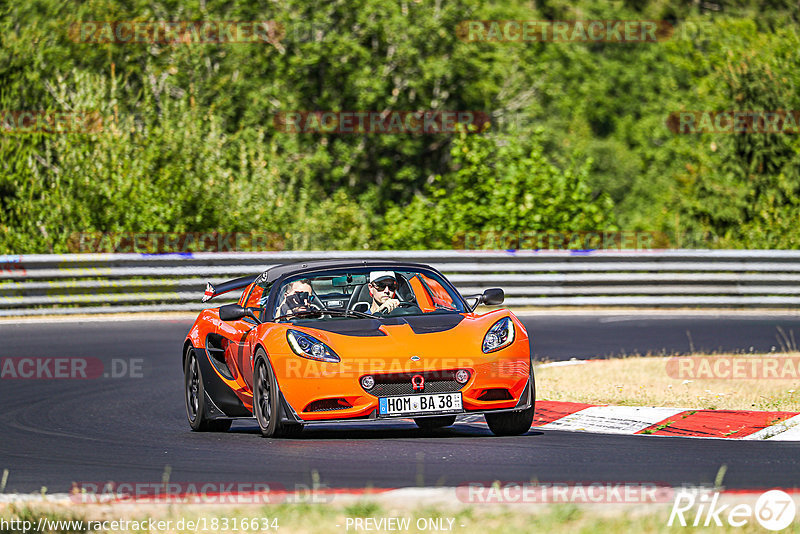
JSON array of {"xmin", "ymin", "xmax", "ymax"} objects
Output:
[{"xmin": 378, "ymin": 392, "xmax": 462, "ymax": 417}]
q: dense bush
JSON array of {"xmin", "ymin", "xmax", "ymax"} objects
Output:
[{"xmin": 1, "ymin": 0, "xmax": 799, "ymax": 252}]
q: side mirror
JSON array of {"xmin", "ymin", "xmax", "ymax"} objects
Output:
[
  {"xmin": 481, "ymin": 288, "xmax": 504, "ymax": 306},
  {"xmin": 219, "ymin": 304, "xmax": 261, "ymax": 323},
  {"xmin": 465, "ymin": 288, "xmax": 505, "ymax": 311}
]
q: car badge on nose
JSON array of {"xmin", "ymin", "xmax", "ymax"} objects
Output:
[
  {"xmin": 411, "ymin": 374, "xmax": 425, "ymax": 391},
  {"xmin": 410, "ymin": 355, "xmax": 420, "ymax": 361}
]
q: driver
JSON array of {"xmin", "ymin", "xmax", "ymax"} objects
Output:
[
  {"xmin": 368, "ymin": 271, "xmax": 401, "ymax": 314},
  {"xmin": 278, "ymin": 279, "xmax": 313, "ymax": 316}
]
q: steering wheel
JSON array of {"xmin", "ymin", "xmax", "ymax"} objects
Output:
[
  {"xmin": 377, "ymin": 301, "xmax": 419, "ymax": 315},
  {"xmin": 282, "ymin": 297, "xmax": 322, "ymax": 316}
]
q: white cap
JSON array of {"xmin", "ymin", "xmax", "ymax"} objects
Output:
[{"xmin": 369, "ymin": 271, "xmax": 396, "ymax": 283}]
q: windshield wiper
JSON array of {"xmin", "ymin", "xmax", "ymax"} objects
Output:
[{"xmin": 274, "ymin": 308, "xmax": 373, "ymax": 322}]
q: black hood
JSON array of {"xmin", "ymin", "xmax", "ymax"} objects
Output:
[{"xmin": 291, "ymin": 313, "xmax": 465, "ymax": 337}]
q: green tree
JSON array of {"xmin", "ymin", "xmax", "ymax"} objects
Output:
[{"xmin": 383, "ymin": 127, "xmax": 617, "ymax": 249}]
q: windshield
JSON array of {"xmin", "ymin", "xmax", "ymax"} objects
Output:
[{"xmin": 270, "ymin": 268, "xmax": 466, "ymax": 321}]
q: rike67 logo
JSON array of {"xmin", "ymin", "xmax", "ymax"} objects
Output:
[{"xmin": 669, "ymin": 489, "xmax": 796, "ymax": 531}]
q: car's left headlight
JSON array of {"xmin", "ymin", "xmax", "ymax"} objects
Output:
[
  {"xmin": 482, "ymin": 317, "xmax": 515, "ymax": 353},
  {"xmin": 287, "ymin": 330, "xmax": 340, "ymax": 363}
]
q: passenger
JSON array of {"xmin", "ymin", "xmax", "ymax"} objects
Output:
[{"xmin": 368, "ymin": 271, "xmax": 400, "ymax": 314}]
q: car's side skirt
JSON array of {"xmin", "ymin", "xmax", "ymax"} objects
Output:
[{"xmin": 194, "ymin": 345, "xmax": 252, "ymax": 418}]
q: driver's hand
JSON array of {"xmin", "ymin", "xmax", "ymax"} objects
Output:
[{"xmin": 376, "ymin": 298, "xmax": 400, "ymax": 313}]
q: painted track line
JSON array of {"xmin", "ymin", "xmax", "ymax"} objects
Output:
[{"xmin": 532, "ymin": 401, "xmax": 800, "ymax": 440}]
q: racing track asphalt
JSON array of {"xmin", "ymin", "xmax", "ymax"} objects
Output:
[{"xmin": 1, "ymin": 313, "xmax": 799, "ymax": 494}]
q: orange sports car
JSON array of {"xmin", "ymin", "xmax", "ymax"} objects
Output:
[{"xmin": 183, "ymin": 260, "xmax": 534, "ymax": 437}]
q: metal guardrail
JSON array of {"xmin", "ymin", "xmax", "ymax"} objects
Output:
[{"xmin": 2, "ymin": 250, "xmax": 800, "ymax": 316}]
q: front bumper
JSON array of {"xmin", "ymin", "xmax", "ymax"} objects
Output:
[{"xmin": 277, "ymin": 369, "xmax": 534, "ymax": 425}]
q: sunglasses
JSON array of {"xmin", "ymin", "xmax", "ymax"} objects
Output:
[{"xmin": 371, "ymin": 281, "xmax": 397, "ymax": 292}]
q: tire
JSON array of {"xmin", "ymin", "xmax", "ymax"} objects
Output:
[
  {"xmin": 414, "ymin": 415, "xmax": 457, "ymax": 430},
  {"xmin": 253, "ymin": 349, "xmax": 303, "ymax": 438},
  {"xmin": 485, "ymin": 370, "xmax": 536, "ymax": 436},
  {"xmin": 184, "ymin": 346, "xmax": 232, "ymax": 432}
]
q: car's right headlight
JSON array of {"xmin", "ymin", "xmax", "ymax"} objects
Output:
[
  {"xmin": 482, "ymin": 317, "xmax": 515, "ymax": 353},
  {"xmin": 287, "ymin": 330, "xmax": 340, "ymax": 363}
]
